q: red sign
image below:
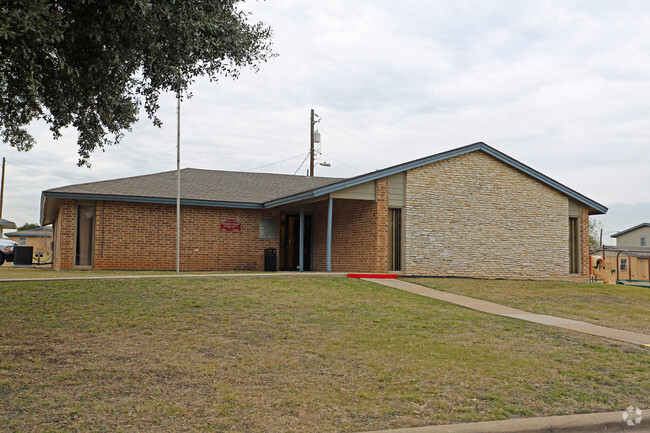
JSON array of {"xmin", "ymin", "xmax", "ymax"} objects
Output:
[{"xmin": 220, "ymin": 219, "xmax": 242, "ymax": 232}]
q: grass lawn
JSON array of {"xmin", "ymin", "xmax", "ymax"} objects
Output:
[
  {"xmin": 1, "ymin": 276, "xmax": 648, "ymax": 432},
  {"xmin": 0, "ymin": 267, "xmax": 260, "ymax": 280},
  {"xmin": 404, "ymin": 278, "xmax": 650, "ymax": 335}
]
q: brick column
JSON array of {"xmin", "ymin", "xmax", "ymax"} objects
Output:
[
  {"xmin": 375, "ymin": 177, "xmax": 389, "ymax": 273},
  {"xmin": 93, "ymin": 201, "xmax": 105, "ymax": 268},
  {"xmin": 56, "ymin": 199, "xmax": 77, "ymax": 270},
  {"xmin": 580, "ymin": 207, "xmax": 590, "ymax": 279}
]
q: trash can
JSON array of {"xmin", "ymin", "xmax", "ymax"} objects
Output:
[
  {"xmin": 13, "ymin": 246, "xmax": 34, "ymax": 267},
  {"xmin": 264, "ymin": 248, "xmax": 277, "ymax": 271}
]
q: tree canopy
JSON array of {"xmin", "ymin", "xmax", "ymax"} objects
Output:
[
  {"xmin": 17, "ymin": 223, "xmax": 41, "ymax": 231},
  {"xmin": 0, "ymin": 0, "xmax": 274, "ymax": 166},
  {"xmin": 589, "ymin": 219, "xmax": 603, "ymax": 249}
]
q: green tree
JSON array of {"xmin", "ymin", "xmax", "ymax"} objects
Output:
[
  {"xmin": 0, "ymin": 0, "xmax": 274, "ymax": 166},
  {"xmin": 589, "ymin": 219, "xmax": 603, "ymax": 249},
  {"xmin": 17, "ymin": 223, "xmax": 41, "ymax": 231}
]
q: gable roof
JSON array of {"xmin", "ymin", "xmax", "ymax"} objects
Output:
[
  {"xmin": 41, "ymin": 142, "xmax": 607, "ymax": 225},
  {"xmin": 262, "ymin": 142, "xmax": 608, "ymax": 214},
  {"xmin": 611, "ymin": 223, "xmax": 650, "ymax": 238}
]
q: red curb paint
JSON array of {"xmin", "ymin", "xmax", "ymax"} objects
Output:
[{"xmin": 347, "ymin": 273, "xmax": 397, "ymax": 279}]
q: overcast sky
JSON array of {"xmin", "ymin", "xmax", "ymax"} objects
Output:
[{"xmin": 2, "ymin": 0, "xmax": 649, "ymax": 243}]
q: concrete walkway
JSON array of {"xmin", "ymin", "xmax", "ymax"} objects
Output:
[
  {"xmin": 0, "ymin": 271, "xmax": 348, "ymax": 283},
  {"xmin": 365, "ymin": 278, "xmax": 650, "ymax": 347},
  {"xmin": 359, "ymin": 409, "xmax": 647, "ymax": 433}
]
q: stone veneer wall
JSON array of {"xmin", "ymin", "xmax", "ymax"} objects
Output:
[{"xmin": 404, "ymin": 151, "xmax": 571, "ymax": 279}]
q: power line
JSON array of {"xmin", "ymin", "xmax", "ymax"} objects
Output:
[
  {"xmin": 293, "ymin": 153, "xmax": 310, "ymax": 175},
  {"xmin": 243, "ymin": 152, "xmax": 308, "ymax": 172},
  {"xmin": 5, "ymin": 160, "xmax": 88, "ymax": 181},
  {"xmin": 320, "ymin": 118, "xmax": 400, "ymax": 159}
]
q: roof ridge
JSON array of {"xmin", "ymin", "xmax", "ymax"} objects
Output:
[
  {"xmin": 45, "ymin": 168, "xmax": 345, "ymax": 193},
  {"xmin": 612, "ymin": 222, "xmax": 650, "ymax": 237}
]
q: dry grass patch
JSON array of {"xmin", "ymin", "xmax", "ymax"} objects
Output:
[
  {"xmin": 1, "ymin": 276, "xmax": 648, "ymax": 432},
  {"xmin": 404, "ymin": 278, "xmax": 650, "ymax": 334}
]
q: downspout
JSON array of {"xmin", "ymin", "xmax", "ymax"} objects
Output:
[
  {"xmin": 327, "ymin": 197, "xmax": 333, "ymax": 272},
  {"xmin": 299, "ymin": 205, "xmax": 304, "ymax": 272}
]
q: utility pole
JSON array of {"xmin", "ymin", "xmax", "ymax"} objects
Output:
[
  {"xmin": 309, "ymin": 109, "xmax": 315, "ymax": 177},
  {"xmin": 0, "ymin": 157, "xmax": 5, "ymax": 220},
  {"xmin": 600, "ymin": 229, "xmax": 603, "ymax": 248},
  {"xmin": 0, "ymin": 157, "xmax": 4, "ymax": 238}
]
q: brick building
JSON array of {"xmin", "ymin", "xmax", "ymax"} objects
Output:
[
  {"xmin": 5, "ymin": 227, "xmax": 52, "ymax": 255},
  {"xmin": 40, "ymin": 142, "xmax": 607, "ymax": 279}
]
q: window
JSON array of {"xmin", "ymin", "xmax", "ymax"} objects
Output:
[
  {"xmin": 389, "ymin": 208, "xmax": 402, "ymax": 271},
  {"xmin": 620, "ymin": 258, "xmax": 627, "ymax": 271},
  {"xmin": 569, "ymin": 217, "xmax": 579, "ymax": 274},
  {"xmin": 19, "ymin": 236, "xmax": 26, "ymax": 246},
  {"xmin": 259, "ymin": 218, "xmax": 276, "ymax": 239},
  {"xmin": 75, "ymin": 205, "xmax": 95, "ymax": 266},
  {"xmin": 641, "ymin": 236, "xmax": 647, "ymax": 247}
]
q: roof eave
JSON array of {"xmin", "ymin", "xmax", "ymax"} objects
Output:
[
  {"xmin": 6, "ymin": 233, "xmax": 51, "ymax": 238},
  {"xmin": 40, "ymin": 192, "xmax": 264, "ymax": 224}
]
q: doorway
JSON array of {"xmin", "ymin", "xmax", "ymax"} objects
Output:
[
  {"xmin": 280, "ymin": 214, "xmax": 312, "ymax": 271},
  {"xmin": 389, "ymin": 208, "xmax": 402, "ymax": 271}
]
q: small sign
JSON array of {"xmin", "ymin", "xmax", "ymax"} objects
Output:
[{"xmin": 220, "ymin": 219, "xmax": 242, "ymax": 232}]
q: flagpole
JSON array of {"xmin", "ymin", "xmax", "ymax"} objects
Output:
[{"xmin": 176, "ymin": 90, "xmax": 181, "ymax": 274}]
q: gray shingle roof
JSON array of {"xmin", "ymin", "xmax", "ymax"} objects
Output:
[
  {"xmin": 5, "ymin": 227, "xmax": 52, "ymax": 238},
  {"xmin": 45, "ymin": 169, "xmax": 344, "ymax": 204}
]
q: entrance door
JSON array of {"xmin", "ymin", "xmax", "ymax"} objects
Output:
[{"xmin": 280, "ymin": 214, "xmax": 312, "ymax": 271}]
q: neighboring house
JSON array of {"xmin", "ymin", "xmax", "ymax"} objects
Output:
[
  {"xmin": 611, "ymin": 223, "xmax": 650, "ymax": 247},
  {"xmin": 40, "ymin": 142, "xmax": 607, "ymax": 279},
  {"xmin": 5, "ymin": 227, "xmax": 52, "ymax": 255},
  {"xmin": 592, "ymin": 245, "xmax": 650, "ymax": 283}
]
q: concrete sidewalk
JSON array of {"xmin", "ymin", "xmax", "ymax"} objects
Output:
[
  {"xmin": 0, "ymin": 271, "xmax": 348, "ymax": 283},
  {"xmin": 364, "ymin": 278, "xmax": 650, "ymax": 347},
  {"xmin": 359, "ymin": 409, "xmax": 647, "ymax": 433}
]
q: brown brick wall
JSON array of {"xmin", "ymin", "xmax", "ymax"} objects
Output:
[
  {"xmin": 54, "ymin": 200, "xmax": 280, "ymax": 271},
  {"xmin": 312, "ymin": 179, "xmax": 389, "ymax": 273},
  {"xmin": 53, "ymin": 199, "xmax": 77, "ymax": 270},
  {"xmin": 332, "ymin": 199, "xmax": 378, "ymax": 271},
  {"xmin": 312, "ymin": 200, "xmax": 328, "ymax": 270}
]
